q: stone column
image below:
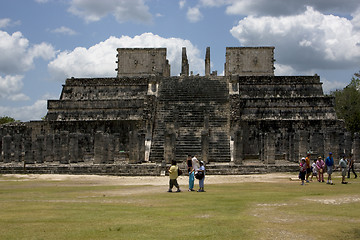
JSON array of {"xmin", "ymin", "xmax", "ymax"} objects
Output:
[
  {"xmin": 24, "ymin": 138, "xmax": 33, "ymax": 164},
  {"xmin": 298, "ymin": 130, "xmax": 308, "ymax": 159},
  {"xmin": 35, "ymin": 135, "xmax": 45, "ymax": 163},
  {"xmin": 53, "ymin": 133, "xmax": 61, "ymax": 162},
  {"xmin": 138, "ymin": 133, "xmax": 145, "ymax": 163},
  {"xmin": 344, "ymin": 132, "xmax": 352, "ymax": 157},
  {"xmin": 60, "ymin": 131, "xmax": 69, "ymax": 164},
  {"xmin": 233, "ymin": 128, "xmax": 244, "ymax": 164},
  {"xmin": 13, "ymin": 134, "xmax": 22, "ymax": 163},
  {"xmin": 45, "ymin": 134, "xmax": 54, "ymax": 162},
  {"xmin": 205, "ymin": 47, "xmax": 210, "ymax": 77},
  {"xmin": 265, "ymin": 131, "xmax": 275, "ymax": 164},
  {"xmin": 352, "ymin": 133, "xmax": 360, "ymax": 163},
  {"xmin": 94, "ymin": 131, "xmax": 104, "ymax": 164},
  {"xmin": 2, "ymin": 135, "xmax": 12, "ymax": 163},
  {"xmin": 69, "ymin": 133, "xmax": 79, "ymax": 163},
  {"xmin": 181, "ymin": 47, "xmax": 189, "ymax": 76},
  {"xmin": 129, "ymin": 130, "xmax": 140, "ymax": 163},
  {"xmin": 107, "ymin": 134, "xmax": 115, "ymax": 164}
]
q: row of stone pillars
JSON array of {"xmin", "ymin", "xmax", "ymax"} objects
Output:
[
  {"xmin": 1, "ymin": 131, "xmax": 146, "ymax": 164},
  {"xmin": 232, "ymin": 128, "xmax": 360, "ymax": 164}
]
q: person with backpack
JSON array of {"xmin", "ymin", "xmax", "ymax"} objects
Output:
[{"xmin": 168, "ymin": 160, "xmax": 181, "ymax": 192}]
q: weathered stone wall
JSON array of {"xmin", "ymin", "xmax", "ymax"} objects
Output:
[
  {"xmin": 116, "ymin": 48, "xmax": 170, "ymax": 77},
  {"xmin": 225, "ymin": 47, "xmax": 275, "ymax": 76}
]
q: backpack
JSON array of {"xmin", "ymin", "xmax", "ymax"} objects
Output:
[
  {"xmin": 195, "ymin": 171, "xmax": 204, "ymax": 180},
  {"xmin": 177, "ymin": 167, "xmax": 183, "ymax": 176}
]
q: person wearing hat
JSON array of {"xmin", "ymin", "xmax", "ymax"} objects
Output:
[
  {"xmin": 299, "ymin": 157, "xmax": 307, "ymax": 185},
  {"xmin": 316, "ymin": 156, "xmax": 325, "ymax": 182},
  {"xmin": 325, "ymin": 152, "xmax": 335, "ymax": 185}
]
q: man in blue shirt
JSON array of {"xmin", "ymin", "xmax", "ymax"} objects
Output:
[{"xmin": 325, "ymin": 152, "xmax": 335, "ymax": 185}]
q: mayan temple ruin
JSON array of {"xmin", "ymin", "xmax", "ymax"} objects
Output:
[{"xmin": 1, "ymin": 46, "xmax": 359, "ymax": 175}]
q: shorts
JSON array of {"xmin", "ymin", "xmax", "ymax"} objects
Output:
[
  {"xmin": 299, "ymin": 171, "xmax": 306, "ymax": 180},
  {"xmin": 306, "ymin": 168, "xmax": 311, "ymax": 174},
  {"xmin": 341, "ymin": 168, "xmax": 347, "ymax": 177},
  {"xmin": 327, "ymin": 166, "xmax": 333, "ymax": 175}
]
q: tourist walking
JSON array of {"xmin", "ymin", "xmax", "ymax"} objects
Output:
[
  {"xmin": 347, "ymin": 154, "xmax": 358, "ymax": 179},
  {"xmin": 299, "ymin": 157, "xmax": 307, "ymax": 185},
  {"xmin": 339, "ymin": 155, "xmax": 348, "ymax": 184},
  {"xmin": 325, "ymin": 152, "xmax": 335, "ymax": 185},
  {"xmin": 316, "ymin": 156, "xmax": 325, "ymax": 182},
  {"xmin": 197, "ymin": 161, "xmax": 206, "ymax": 192},
  {"xmin": 168, "ymin": 160, "xmax": 181, "ymax": 192},
  {"xmin": 186, "ymin": 154, "xmax": 195, "ymax": 191}
]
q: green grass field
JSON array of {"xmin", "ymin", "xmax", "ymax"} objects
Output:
[{"xmin": 0, "ymin": 173, "xmax": 359, "ymax": 240}]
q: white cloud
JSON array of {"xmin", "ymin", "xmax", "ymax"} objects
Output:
[
  {"xmin": 179, "ymin": 0, "xmax": 186, "ymax": 9},
  {"xmin": 199, "ymin": 0, "xmax": 360, "ymax": 17},
  {"xmin": 0, "ymin": 30, "xmax": 56, "ymax": 75},
  {"xmin": 0, "ymin": 18, "xmax": 11, "ymax": 28},
  {"xmin": 0, "ymin": 75, "xmax": 29, "ymax": 101},
  {"xmin": 230, "ymin": 7, "xmax": 360, "ymax": 71},
  {"xmin": 51, "ymin": 26, "xmax": 77, "ymax": 35},
  {"xmin": 68, "ymin": 0, "xmax": 152, "ymax": 24},
  {"xmin": 0, "ymin": 98, "xmax": 48, "ymax": 121},
  {"xmin": 48, "ymin": 33, "xmax": 204, "ymax": 80},
  {"xmin": 187, "ymin": 6, "xmax": 203, "ymax": 22},
  {"xmin": 35, "ymin": 0, "xmax": 50, "ymax": 3}
]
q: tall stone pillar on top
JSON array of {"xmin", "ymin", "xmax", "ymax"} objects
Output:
[
  {"xmin": 205, "ymin": 47, "xmax": 210, "ymax": 77},
  {"xmin": 181, "ymin": 47, "xmax": 189, "ymax": 76}
]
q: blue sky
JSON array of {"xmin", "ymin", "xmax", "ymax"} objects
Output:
[{"xmin": 0, "ymin": 0, "xmax": 360, "ymax": 121}]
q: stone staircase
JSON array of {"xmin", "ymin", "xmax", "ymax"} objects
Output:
[{"xmin": 149, "ymin": 76, "xmax": 231, "ymax": 163}]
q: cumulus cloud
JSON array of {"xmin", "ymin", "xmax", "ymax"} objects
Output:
[
  {"xmin": 230, "ymin": 7, "xmax": 360, "ymax": 71},
  {"xmin": 51, "ymin": 26, "xmax": 77, "ymax": 35},
  {"xmin": 48, "ymin": 33, "xmax": 204, "ymax": 81},
  {"xmin": 0, "ymin": 18, "xmax": 11, "ymax": 28},
  {"xmin": 179, "ymin": 0, "xmax": 186, "ymax": 9},
  {"xmin": 0, "ymin": 75, "xmax": 28, "ymax": 100},
  {"xmin": 68, "ymin": 0, "xmax": 152, "ymax": 24},
  {"xmin": 187, "ymin": 6, "xmax": 203, "ymax": 22},
  {"xmin": 0, "ymin": 30, "xmax": 56, "ymax": 75},
  {"xmin": 199, "ymin": 0, "xmax": 360, "ymax": 17},
  {"xmin": 0, "ymin": 98, "xmax": 48, "ymax": 121}
]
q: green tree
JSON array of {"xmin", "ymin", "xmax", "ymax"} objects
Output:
[
  {"xmin": 0, "ymin": 116, "xmax": 16, "ymax": 125},
  {"xmin": 331, "ymin": 72, "xmax": 360, "ymax": 134}
]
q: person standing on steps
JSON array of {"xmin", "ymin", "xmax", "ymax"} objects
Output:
[
  {"xmin": 347, "ymin": 153, "xmax": 358, "ymax": 179},
  {"xmin": 168, "ymin": 160, "xmax": 181, "ymax": 192},
  {"xmin": 186, "ymin": 154, "xmax": 195, "ymax": 191}
]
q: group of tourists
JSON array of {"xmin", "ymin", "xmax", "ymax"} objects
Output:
[
  {"xmin": 167, "ymin": 154, "xmax": 206, "ymax": 193},
  {"xmin": 299, "ymin": 152, "xmax": 357, "ymax": 185}
]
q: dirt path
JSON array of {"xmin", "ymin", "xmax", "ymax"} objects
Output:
[{"xmin": 1, "ymin": 173, "xmax": 294, "ymax": 186}]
